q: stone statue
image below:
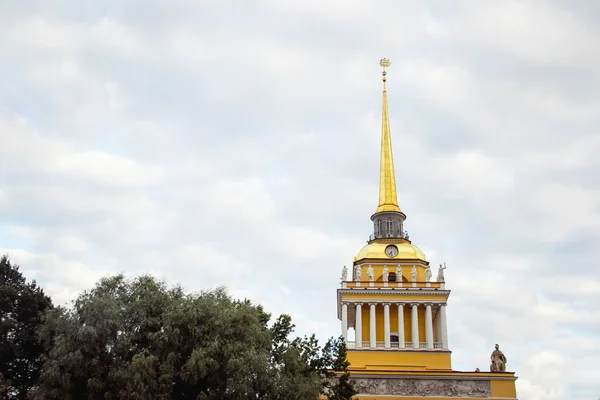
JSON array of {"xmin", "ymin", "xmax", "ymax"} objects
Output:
[
  {"xmin": 411, "ymin": 266, "xmax": 417, "ymax": 282},
  {"xmin": 437, "ymin": 263, "xmax": 446, "ymax": 282},
  {"xmin": 341, "ymin": 265, "xmax": 348, "ymax": 282},
  {"xmin": 404, "ymin": 230, "xmax": 410, "ymax": 240},
  {"xmin": 354, "ymin": 265, "xmax": 362, "ymax": 281},
  {"xmin": 490, "ymin": 344, "xmax": 507, "ymax": 372},
  {"xmin": 382, "ymin": 266, "xmax": 389, "ymax": 282},
  {"xmin": 396, "ymin": 265, "xmax": 402, "ymax": 281},
  {"xmin": 424, "ymin": 265, "xmax": 432, "ymax": 282},
  {"xmin": 367, "ymin": 266, "xmax": 374, "ymax": 282}
]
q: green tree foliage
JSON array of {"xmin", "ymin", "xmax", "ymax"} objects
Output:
[
  {"xmin": 0, "ymin": 255, "xmax": 53, "ymax": 399},
  {"xmin": 32, "ymin": 274, "xmax": 355, "ymax": 399},
  {"xmin": 324, "ymin": 340, "xmax": 358, "ymax": 400}
]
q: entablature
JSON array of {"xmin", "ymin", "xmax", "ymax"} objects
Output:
[
  {"xmin": 337, "ymin": 288, "xmax": 450, "ymax": 315},
  {"xmin": 337, "ymin": 287, "xmax": 450, "ymax": 296},
  {"xmin": 353, "ymin": 259, "xmax": 429, "ymax": 266}
]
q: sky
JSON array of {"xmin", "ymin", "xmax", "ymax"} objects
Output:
[{"xmin": 1, "ymin": 1, "xmax": 599, "ymax": 399}]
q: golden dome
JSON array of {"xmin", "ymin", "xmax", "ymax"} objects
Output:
[{"xmin": 356, "ymin": 240, "xmax": 426, "ymax": 261}]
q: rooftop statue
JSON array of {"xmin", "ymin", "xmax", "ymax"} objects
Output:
[
  {"xmin": 354, "ymin": 265, "xmax": 362, "ymax": 281},
  {"xmin": 490, "ymin": 344, "xmax": 507, "ymax": 372},
  {"xmin": 341, "ymin": 265, "xmax": 348, "ymax": 282},
  {"xmin": 367, "ymin": 266, "xmax": 374, "ymax": 282},
  {"xmin": 424, "ymin": 265, "xmax": 432, "ymax": 282},
  {"xmin": 411, "ymin": 266, "xmax": 417, "ymax": 282},
  {"xmin": 437, "ymin": 263, "xmax": 446, "ymax": 282},
  {"xmin": 396, "ymin": 265, "xmax": 402, "ymax": 280},
  {"xmin": 382, "ymin": 266, "xmax": 389, "ymax": 282}
]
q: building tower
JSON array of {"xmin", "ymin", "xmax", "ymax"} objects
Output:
[{"xmin": 335, "ymin": 59, "xmax": 518, "ymax": 399}]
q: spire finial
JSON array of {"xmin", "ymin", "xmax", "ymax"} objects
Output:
[
  {"xmin": 380, "ymin": 58, "xmax": 391, "ymax": 91},
  {"xmin": 376, "ymin": 58, "xmax": 401, "ymax": 214}
]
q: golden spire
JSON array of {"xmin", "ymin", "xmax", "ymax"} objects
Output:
[{"xmin": 376, "ymin": 58, "xmax": 401, "ymax": 213}]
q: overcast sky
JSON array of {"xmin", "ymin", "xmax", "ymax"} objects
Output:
[{"xmin": 1, "ymin": 1, "xmax": 599, "ymax": 399}]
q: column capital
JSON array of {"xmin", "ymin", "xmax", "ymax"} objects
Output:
[
  {"xmin": 368, "ymin": 302, "xmax": 378, "ymax": 306},
  {"xmin": 355, "ymin": 302, "xmax": 363, "ymax": 307},
  {"xmin": 410, "ymin": 302, "xmax": 420, "ymax": 307},
  {"xmin": 439, "ymin": 302, "xmax": 448, "ymax": 307},
  {"xmin": 382, "ymin": 302, "xmax": 391, "ymax": 306},
  {"xmin": 424, "ymin": 302, "xmax": 433, "ymax": 308}
]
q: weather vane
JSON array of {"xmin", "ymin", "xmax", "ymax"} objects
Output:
[{"xmin": 379, "ymin": 58, "xmax": 391, "ymax": 89}]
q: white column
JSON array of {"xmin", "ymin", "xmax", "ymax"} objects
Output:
[
  {"xmin": 355, "ymin": 304, "xmax": 362, "ymax": 348},
  {"xmin": 440, "ymin": 302, "xmax": 449, "ymax": 350},
  {"xmin": 434, "ymin": 308, "xmax": 442, "ymax": 346},
  {"xmin": 425, "ymin": 303, "xmax": 434, "ymax": 349},
  {"xmin": 369, "ymin": 303, "xmax": 377, "ymax": 349},
  {"xmin": 383, "ymin": 303, "xmax": 391, "ymax": 349},
  {"xmin": 397, "ymin": 303, "xmax": 405, "ymax": 349},
  {"xmin": 411, "ymin": 303, "xmax": 419, "ymax": 349},
  {"xmin": 341, "ymin": 302, "xmax": 348, "ymax": 342}
]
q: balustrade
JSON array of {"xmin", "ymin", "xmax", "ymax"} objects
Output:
[
  {"xmin": 342, "ymin": 280, "xmax": 442, "ymax": 289},
  {"xmin": 346, "ymin": 341, "xmax": 444, "ymax": 350}
]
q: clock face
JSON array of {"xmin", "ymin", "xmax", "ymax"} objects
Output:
[{"xmin": 385, "ymin": 245, "xmax": 399, "ymax": 258}]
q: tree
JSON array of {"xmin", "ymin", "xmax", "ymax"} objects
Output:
[
  {"xmin": 33, "ymin": 274, "xmax": 354, "ymax": 399},
  {"xmin": 0, "ymin": 255, "xmax": 53, "ymax": 399},
  {"xmin": 323, "ymin": 339, "xmax": 357, "ymax": 400}
]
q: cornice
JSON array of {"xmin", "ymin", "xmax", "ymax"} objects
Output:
[
  {"xmin": 353, "ymin": 260, "xmax": 429, "ymax": 266},
  {"xmin": 338, "ymin": 288, "xmax": 450, "ymax": 296},
  {"xmin": 348, "ymin": 372, "xmax": 518, "ymax": 382}
]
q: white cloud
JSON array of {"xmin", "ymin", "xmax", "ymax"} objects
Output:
[
  {"xmin": 462, "ymin": 1, "xmax": 600, "ymax": 70},
  {"xmin": 0, "ymin": 249, "xmax": 109, "ymax": 306},
  {"xmin": 1, "ymin": 111, "xmax": 163, "ymax": 187}
]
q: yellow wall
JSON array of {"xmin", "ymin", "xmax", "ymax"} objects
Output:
[
  {"xmin": 347, "ymin": 350, "xmax": 452, "ymax": 371},
  {"xmin": 361, "ymin": 307, "xmax": 368, "ymax": 340},
  {"xmin": 355, "ymin": 263, "xmax": 429, "ymax": 282},
  {"xmin": 491, "ymin": 379, "xmax": 518, "ymax": 398}
]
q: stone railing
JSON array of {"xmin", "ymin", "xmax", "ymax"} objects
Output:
[
  {"xmin": 368, "ymin": 230, "xmax": 408, "ymax": 241},
  {"xmin": 341, "ymin": 280, "xmax": 443, "ymax": 289},
  {"xmin": 346, "ymin": 341, "xmax": 443, "ymax": 350}
]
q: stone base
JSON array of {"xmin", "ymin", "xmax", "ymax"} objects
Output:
[
  {"xmin": 354, "ymin": 376, "xmax": 490, "ymax": 398},
  {"xmin": 333, "ymin": 373, "xmax": 518, "ymax": 399}
]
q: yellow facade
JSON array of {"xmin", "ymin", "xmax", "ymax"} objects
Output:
[
  {"xmin": 333, "ymin": 59, "xmax": 518, "ymax": 399},
  {"xmin": 347, "ymin": 351, "xmax": 452, "ymax": 371}
]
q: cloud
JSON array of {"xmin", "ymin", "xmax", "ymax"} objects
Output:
[{"xmin": 2, "ymin": 1, "xmax": 600, "ymax": 399}]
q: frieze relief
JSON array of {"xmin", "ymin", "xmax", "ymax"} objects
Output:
[{"xmin": 353, "ymin": 377, "xmax": 491, "ymax": 398}]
